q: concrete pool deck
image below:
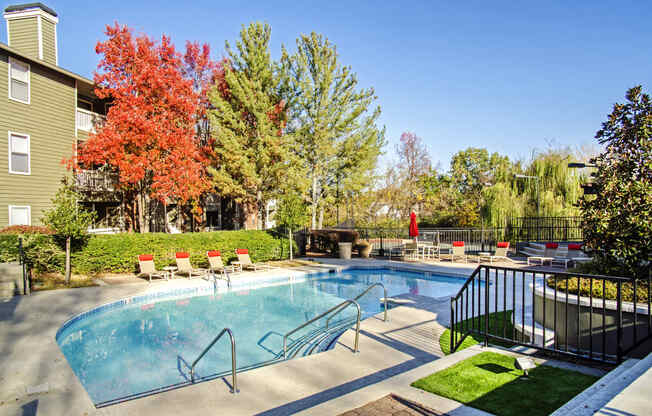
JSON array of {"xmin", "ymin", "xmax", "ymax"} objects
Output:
[{"xmin": 0, "ymin": 259, "xmax": 590, "ymax": 416}]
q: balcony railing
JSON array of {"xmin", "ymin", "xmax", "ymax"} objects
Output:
[
  {"xmin": 76, "ymin": 108, "xmax": 105, "ymax": 133},
  {"xmin": 75, "ymin": 170, "xmax": 118, "ymax": 192}
]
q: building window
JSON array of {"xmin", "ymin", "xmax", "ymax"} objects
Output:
[
  {"xmin": 9, "ymin": 206, "xmax": 31, "ymax": 226},
  {"xmin": 8, "ymin": 132, "xmax": 30, "ymax": 175},
  {"xmin": 8, "ymin": 57, "xmax": 30, "ymax": 104}
]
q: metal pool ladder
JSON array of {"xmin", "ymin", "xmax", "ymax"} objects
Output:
[
  {"xmin": 190, "ymin": 327, "xmax": 239, "ymax": 393},
  {"xmin": 326, "ymin": 282, "xmax": 389, "ymax": 329},
  {"xmin": 283, "ymin": 300, "xmax": 362, "ymax": 359}
]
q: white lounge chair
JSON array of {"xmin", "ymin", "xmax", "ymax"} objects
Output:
[
  {"xmin": 137, "ymin": 254, "xmax": 168, "ymax": 282},
  {"xmin": 479, "ymin": 242, "xmax": 512, "ymax": 263},
  {"xmin": 235, "ymin": 249, "xmax": 276, "ymax": 271},
  {"xmin": 175, "ymin": 252, "xmax": 208, "ymax": 279}
]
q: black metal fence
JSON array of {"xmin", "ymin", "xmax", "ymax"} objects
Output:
[
  {"xmin": 343, "ymin": 216, "xmax": 583, "ymax": 256},
  {"xmin": 18, "ymin": 237, "xmax": 30, "ymax": 295},
  {"xmin": 450, "ymin": 265, "xmax": 652, "ymax": 363},
  {"xmin": 506, "ymin": 216, "xmax": 583, "ymax": 243}
]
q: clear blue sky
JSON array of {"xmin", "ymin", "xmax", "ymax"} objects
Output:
[{"xmin": 4, "ymin": 1, "xmax": 650, "ymax": 168}]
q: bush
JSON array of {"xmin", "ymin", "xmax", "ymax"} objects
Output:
[
  {"xmin": 0, "ymin": 230, "xmax": 294, "ymax": 276},
  {"xmin": 546, "ymin": 275, "xmax": 648, "ymax": 303}
]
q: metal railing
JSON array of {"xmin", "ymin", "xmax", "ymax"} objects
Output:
[
  {"xmin": 18, "ymin": 237, "xmax": 29, "ymax": 295},
  {"xmin": 190, "ymin": 327, "xmax": 238, "ymax": 393},
  {"xmin": 283, "ymin": 300, "xmax": 361, "ymax": 358},
  {"xmin": 75, "ymin": 169, "xmax": 118, "ymax": 192},
  {"xmin": 450, "ymin": 265, "xmax": 652, "ymax": 363},
  {"xmin": 326, "ymin": 282, "xmax": 389, "ymax": 328}
]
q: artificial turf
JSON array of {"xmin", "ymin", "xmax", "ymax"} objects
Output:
[
  {"xmin": 411, "ymin": 351, "xmax": 599, "ymax": 416},
  {"xmin": 439, "ymin": 311, "xmax": 515, "ymax": 355}
]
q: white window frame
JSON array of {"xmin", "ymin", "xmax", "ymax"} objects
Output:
[
  {"xmin": 8, "ymin": 205, "xmax": 31, "ymax": 226},
  {"xmin": 8, "ymin": 131, "xmax": 31, "ymax": 175},
  {"xmin": 8, "ymin": 57, "xmax": 30, "ymax": 104}
]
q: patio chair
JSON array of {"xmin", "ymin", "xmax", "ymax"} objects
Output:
[
  {"xmin": 137, "ymin": 254, "xmax": 168, "ymax": 283},
  {"xmin": 175, "ymin": 252, "xmax": 209, "ymax": 279},
  {"xmin": 479, "ymin": 242, "xmax": 512, "ymax": 263},
  {"xmin": 443, "ymin": 241, "xmax": 467, "ymax": 262},
  {"xmin": 527, "ymin": 243, "xmax": 558, "ymax": 266},
  {"xmin": 207, "ymin": 250, "xmax": 239, "ymax": 276},
  {"xmin": 235, "ymin": 249, "xmax": 276, "ymax": 271}
]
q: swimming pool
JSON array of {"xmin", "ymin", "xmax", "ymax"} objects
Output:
[{"xmin": 56, "ymin": 268, "xmax": 467, "ymax": 406}]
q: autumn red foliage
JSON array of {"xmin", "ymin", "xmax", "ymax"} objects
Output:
[{"xmin": 74, "ymin": 23, "xmax": 211, "ymax": 232}]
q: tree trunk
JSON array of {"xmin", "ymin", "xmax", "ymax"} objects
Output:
[
  {"xmin": 311, "ymin": 174, "xmax": 318, "ymax": 229},
  {"xmin": 243, "ymin": 202, "xmax": 258, "ymax": 230},
  {"xmin": 318, "ymin": 206, "xmax": 324, "ymax": 229},
  {"xmin": 137, "ymin": 190, "xmax": 145, "ymax": 233},
  {"xmin": 65, "ymin": 236, "xmax": 71, "ymax": 285},
  {"xmin": 288, "ymin": 226, "xmax": 293, "ymax": 260}
]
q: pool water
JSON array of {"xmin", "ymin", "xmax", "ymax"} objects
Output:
[{"xmin": 56, "ymin": 268, "xmax": 466, "ymax": 406}]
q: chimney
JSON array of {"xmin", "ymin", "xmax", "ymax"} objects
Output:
[{"xmin": 4, "ymin": 3, "xmax": 59, "ymax": 65}]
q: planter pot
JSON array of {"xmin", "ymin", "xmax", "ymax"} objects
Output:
[
  {"xmin": 533, "ymin": 281, "xmax": 652, "ymax": 358},
  {"xmin": 338, "ymin": 242, "xmax": 352, "ymax": 260},
  {"xmin": 359, "ymin": 245, "xmax": 372, "ymax": 258}
]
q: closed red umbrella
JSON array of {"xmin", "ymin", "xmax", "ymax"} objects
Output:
[{"xmin": 409, "ymin": 212, "xmax": 419, "ymax": 239}]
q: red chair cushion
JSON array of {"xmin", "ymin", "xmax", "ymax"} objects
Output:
[
  {"xmin": 568, "ymin": 243, "xmax": 582, "ymax": 250},
  {"xmin": 236, "ymin": 249, "xmax": 249, "ymax": 255},
  {"xmin": 497, "ymin": 242, "xmax": 509, "ymax": 248},
  {"xmin": 546, "ymin": 243, "xmax": 559, "ymax": 249},
  {"xmin": 176, "ymin": 252, "xmax": 190, "ymax": 258},
  {"xmin": 452, "ymin": 241, "xmax": 464, "ymax": 247},
  {"xmin": 207, "ymin": 250, "xmax": 221, "ymax": 257},
  {"xmin": 138, "ymin": 254, "xmax": 154, "ymax": 261}
]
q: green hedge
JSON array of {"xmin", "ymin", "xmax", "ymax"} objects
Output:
[{"xmin": 0, "ymin": 230, "xmax": 294, "ymax": 276}]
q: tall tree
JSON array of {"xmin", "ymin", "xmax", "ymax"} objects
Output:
[
  {"xmin": 395, "ymin": 132, "xmax": 431, "ymax": 215},
  {"xmin": 581, "ymin": 86, "xmax": 651, "ymax": 278},
  {"xmin": 281, "ymin": 32, "xmax": 385, "ymax": 229},
  {"xmin": 207, "ymin": 22, "xmax": 291, "ymax": 230},
  {"xmin": 76, "ymin": 24, "xmax": 208, "ymax": 232}
]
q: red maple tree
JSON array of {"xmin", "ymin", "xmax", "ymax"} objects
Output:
[{"xmin": 75, "ymin": 23, "xmax": 209, "ymax": 232}]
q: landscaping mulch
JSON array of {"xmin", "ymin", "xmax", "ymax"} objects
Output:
[{"xmin": 339, "ymin": 394, "xmax": 444, "ymax": 416}]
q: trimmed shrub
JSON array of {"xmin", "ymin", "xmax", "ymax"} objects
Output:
[
  {"xmin": 0, "ymin": 225, "xmax": 54, "ymax": 234},
  {"xmin": 0, "ymin": 230, "xmax": 294, "ymax": 276},
  {"xmin": 310, "ymin": 229, "xmax": 359, "ymax": 255}
]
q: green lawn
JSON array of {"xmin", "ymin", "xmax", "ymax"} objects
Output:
[
  {"xmin": 440, "ymin": 311, "xmax": 515, "ymax": 355},
  {"xmin": 411, "ymin": 352, "xmax": 599, "ymax": 416}
]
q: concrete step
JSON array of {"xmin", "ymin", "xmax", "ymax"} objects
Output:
[
  {"xmin": 529, "ymin": 242, "xmax": 547, "ymax": 251},
  {"xmin": 520, "ymin": 247, "xmax": 544, "ymax": 257},
  {"xmin": 550, "ymin": 354, "xmax": 652, "ymax": 416}
]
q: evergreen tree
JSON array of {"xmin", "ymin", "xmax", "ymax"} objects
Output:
[
  {"xmin": 581, "ymin": 86, "xmax": 651, "ymax": 278},
  {"xmin": 281, "ymin": 32, "xmax": 385, "ymax": 229},
  {"xmin": 208, "ymin": 23, "xmax": 292, "ymax": 229}
]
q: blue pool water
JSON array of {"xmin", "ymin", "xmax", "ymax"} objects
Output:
[{"xmin": 56, "ymin": 268, "xmax": 466, "ymax": 405}]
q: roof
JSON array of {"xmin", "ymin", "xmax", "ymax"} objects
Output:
[
  {"xmin": 4, "ymin": 3, "xmax": 57, "ymax": 17},
  {"xmin": 0, "ymin": 42, "xmax": 94, "ymax": 86}
]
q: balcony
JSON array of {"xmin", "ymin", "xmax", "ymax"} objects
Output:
[
  {"xmin": 76, "ymin": 108, "xmax": 106, "ymax": 133},
  {"xmin": 75, "ymin": 170, "xmax": 119, "ymax": 193}
]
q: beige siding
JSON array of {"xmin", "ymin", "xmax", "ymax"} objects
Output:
[
  {"xmin": 0, "ymin": 51, "xmax": 76, "ymax": 227},
  {"xmin": 41, "ymin": 18, "xmax": 57, "ymax": 65},
  {"xmin": 7, "ymin": 18, "xmax": 39, "ymax": 59}
]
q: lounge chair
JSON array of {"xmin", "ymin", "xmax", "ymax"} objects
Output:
[
  {"xmin": 527, "ymin": 243, "xmax": 558, "ymax": 266},
  {"xmin": 175, "ymin": 252, "xmax": 208, "ymax": 279},
  {"xmin": 235, "ymin": 249, "xmax": 276, "ymax": 271},
  {"xmin": 443, "ymin": 241, "xmax": 467, "ymax": 262},
  {"xmin": 479, "ymin": 242, "xmax": 512, "ymax": 263},
  {"xmin": 137, "ymin": 254, "xmax": 168, "ymax": 282},
  {"xmin": 206, "ymin": 250, "xmax": 239, "ymax": 276}
]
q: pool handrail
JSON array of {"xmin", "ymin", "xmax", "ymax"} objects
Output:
[
  {"xmin": 326, "ymin": 282, "xmax": 389, "ymax": 329},
  {"xmin": 283, "ymin": 300, "xmax": 361, "ymax": 359},
  {"xmin": 190, "ymin": 327, "xmax": 239, "ymax": 393}
]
